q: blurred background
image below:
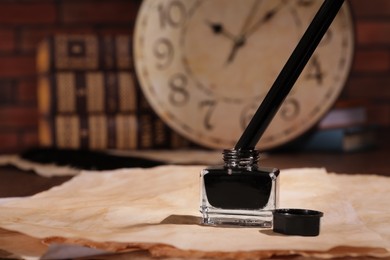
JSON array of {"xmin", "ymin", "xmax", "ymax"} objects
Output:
[{"xmin": 0, "ymin": 0, "xmax": 388, "ymax": 154}]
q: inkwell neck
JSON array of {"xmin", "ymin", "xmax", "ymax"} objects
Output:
[{"xmin": 223, "ymin": 149, "xmax": 260, "ymax": 170}]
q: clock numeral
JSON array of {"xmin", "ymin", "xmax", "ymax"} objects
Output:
[
  {"xmin": 306, "ymin": 55, "xmax": 324, "ymax": 85},
  {"xmin": 169, "ymin": 73, "xmax": 189, "ymax": 106},
  {"xmin": 199, "ymin": 100, "xmax": 217, "ymax": 130},
  {"xmin": 153, "ymin": 38, "xmax": 174, "ymax": 69},
  {"xmin": 158, "ymin": 1, "xmax": 186, "ymax": 29},
  {"xmin": 280, "ymin": 98, "xmax": 300, "ymax": 121}
]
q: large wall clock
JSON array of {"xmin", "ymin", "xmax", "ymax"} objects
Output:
[{"xmin": 134, "ymin": 0, "xmax": 354, "ymax": 150}]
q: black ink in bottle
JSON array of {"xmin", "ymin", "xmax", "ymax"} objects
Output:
[{"xmin": 200, "ymin": 149, "xmax": 279, "ymax": 227}]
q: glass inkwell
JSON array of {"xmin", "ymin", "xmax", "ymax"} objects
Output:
[
  {"xmin": 201, "ymin": 149, "xmax": 279, "ymax": 227},
  {"xmin": 200, "ymin": 0, "xmax": 343, "ymax": 231}
]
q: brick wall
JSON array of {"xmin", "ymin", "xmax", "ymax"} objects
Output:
[
  {"xmin": 0, "ymin": 0, "xmax": 141, "ymax": 153},
  {"xmin": 345, "ymin": 0, "xmax": 390, "ymax": 127},
  {"xmin": 0, "ymin": 0, "xmax": 388, "ymax": 153}
]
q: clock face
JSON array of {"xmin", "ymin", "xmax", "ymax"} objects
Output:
[{"xmin": 134, "ymin": 0, "xmax": 354, "ymax": 150}]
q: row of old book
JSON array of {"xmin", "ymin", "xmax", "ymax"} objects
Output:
[
  {"xmin": 37, "ymin": 34, "xmax": 191, "ymax": 150},
  {"xmin": 38, "ymin": 34, "xmax": 376, "ymax": 152},
  {"xmin": 278, "ymin": 99, "xmax": 377, "ymax": 153}
]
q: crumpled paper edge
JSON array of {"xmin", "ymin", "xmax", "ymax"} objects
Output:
[
  {"xmin": 42, "ymin": 236, "xmax": 390, "ymax": 259},
  {"xmin": 0, "ymin": 150, "xmax": 224, "ymax": 178},
  {"xmin": 0, "ymin": 155, "xmax": 80, "ymax": 177}
]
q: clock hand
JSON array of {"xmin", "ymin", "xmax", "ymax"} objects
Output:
[
  {"xmin": 205, "ymin": 20, "xmax": 236, "ymax": 42},
  {"xmin": 239, "ymin": 0, "xmax": 263, "ymax": 37},
  {"xmin": 226, "ymin": 36, "xmax": 246, "ymax": 64},
  {"xmin": 244, "ymin": 1, "xmax": 285, "ymax": 38},
  {"xmin": 205, "ymin": 20, "xmax": 246, "ymax": 64},
  {"xmin": 224, "ymin": 0, "xmax": 262, "ymax": 64}
]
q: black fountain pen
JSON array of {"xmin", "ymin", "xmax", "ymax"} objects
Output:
[{"xmin": 199, "ymin": 0, "xmax": 345, "ymax": 231}]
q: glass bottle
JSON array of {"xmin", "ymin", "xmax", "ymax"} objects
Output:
[{"xmin": 200, "ymin": 149, "xmax": 279, "ymax": 227}]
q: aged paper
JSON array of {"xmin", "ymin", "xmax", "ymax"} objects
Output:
[{"xmin": 0, "ymin": 166, "xmax": 389, "ymax": 259}]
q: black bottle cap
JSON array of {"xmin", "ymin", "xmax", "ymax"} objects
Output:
[{"xmin": 273, "ymin": 208, "xmax": 324, "ymax": 236}]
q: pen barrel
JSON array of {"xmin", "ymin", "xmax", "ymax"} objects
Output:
[{"xmin": 235, "ymin": 0, "xmax": 345, "ymax": 150}]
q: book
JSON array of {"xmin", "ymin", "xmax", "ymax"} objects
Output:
[
  {"xmin": 293, "ymin": 126, "xmax": 377, "ymax": 152},
  {"xmin": 318, "ymin": 107, "xmax": 367, "ymax": 129},
  {"xmin": 36, "ymin": 33, "xmax": 193, "ymax": 151},
  {"xmin": 37, "ymin": 71, "xmax": 149, "ymax": 115},
  {"xmin": 37, "ymin": 34, "xmax": 133, "ymax": 72},
  {"xmin": 38, "ymin": 113, "xmax": 191, "ymax": 150},
  {"xmin": 318, "ymin": 100, "xmax": 368, "ymax": 129}
]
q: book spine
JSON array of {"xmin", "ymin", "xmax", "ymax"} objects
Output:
[
  {"xmin": 298, "ymin": 126, "xmax": 376, "ymax": 152},
  {"xmin": 36, "ymin": 33, "xmax": 193, "ymax": 150},
  {"xmin": 317, "ymin": 99, "xmax": 369, "ymax": 129},
  {"xmin": 37, "ymin": 34, "xmax": 133, "ymax": 72},
  {"xmin": 318, "ymin": 107, "xmax": 367, "ymax": 129},
  {"xmin": 39, "ymin": 113, "xmax": 190, "ymax": 150},
  {"xmin": 38, "ymin": 71, "xmax": 141, "ymax": 115}
]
